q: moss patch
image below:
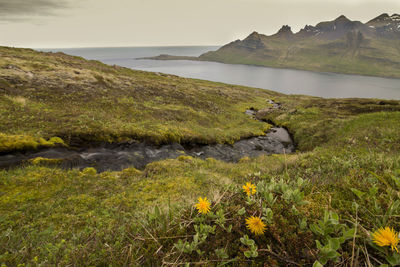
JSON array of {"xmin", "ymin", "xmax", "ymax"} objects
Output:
[{"xmin": 0, "ymin": 133, "xmax": 65, "ymax": 153}]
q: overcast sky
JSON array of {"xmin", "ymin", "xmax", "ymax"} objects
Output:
[{"xmin": 0, "ymin": 0, "xmax": 399, "ymax": 48}]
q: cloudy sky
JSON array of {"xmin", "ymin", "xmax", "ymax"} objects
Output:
[{"xmin": 0, "ymin": 0, "xmax": 399, "ymax": 48}]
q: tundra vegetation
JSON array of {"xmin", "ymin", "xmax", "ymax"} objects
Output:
[{"xmin": 1, "ymin": 47, "xmax": 400, "ymax": 266}]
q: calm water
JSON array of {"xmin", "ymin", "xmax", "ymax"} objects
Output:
[{"xmin": 41, "ymin": 46, "xmax": 400, "ymax": 99}]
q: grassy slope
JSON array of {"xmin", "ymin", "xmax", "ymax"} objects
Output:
[
  {"xmin": 200, "ymin": 37, "xmax": 400, "ymax": 78},
  {"xmin": 0, "ymin": 46, "xmax": 276, "ymax": 151},
  {"xmin": 1, "ymin": 47, "xmax": 400, "ymax": 265}
]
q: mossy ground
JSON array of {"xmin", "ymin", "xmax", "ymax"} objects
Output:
[
  {"xmin": 1, "ymin": 47, "xmax": 400, "ymax": 265},
  {"xmin": 0, "ymin": 46, "xmax": 274, "ymax": 151}
]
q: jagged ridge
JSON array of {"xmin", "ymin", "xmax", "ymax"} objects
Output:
[{"xmin": 197, "ymin": 13, "xmax": 400, "ymax": 78}]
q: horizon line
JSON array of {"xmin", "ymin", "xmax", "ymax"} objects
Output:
[{"xmin": 27, "ymin": 44, "xmax": 223, "ymax": 50}]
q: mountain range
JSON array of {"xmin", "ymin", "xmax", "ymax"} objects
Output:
[{"xmin": 146, "ymin": 14, "xmax": 400, "ymax": 78}]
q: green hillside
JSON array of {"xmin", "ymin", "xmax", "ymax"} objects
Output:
[
  {"xmin": 0, "ymin": 46, "xmax": 275, "ymax": 152},
  {"xmin": 200, "ymin": 34, "xmax": 400, "ymax": 78},
  {"xmin": 147, "ymin": 14, "xmax": 400, "ymax": 79},
  {"xmin": 1, "ymin": 47, "xmax": 400, "ymax": 266}
]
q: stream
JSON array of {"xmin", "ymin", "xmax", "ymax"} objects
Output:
[
  {"xmin": 0, "ymin": 127, "xmax": 294, "ymax": 172},
  {"xmin": 1, "ymin": 100, "xmax": 295, "ymax": 172}
]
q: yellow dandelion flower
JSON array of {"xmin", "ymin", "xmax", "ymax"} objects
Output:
[
  {"xmin": 195, "ymin": 197, "xmax": 211, "ymax": 214},
  {"xmin": 245, "ymin": 216, "xmax": 266, "ymax": 235},
  {"xmin": 372, "ymin": 227, "xmax": 399, "ymax": 253},
  {"xmin": 242, "ymin": 182, "xmax": 257, "ymax": 196}
]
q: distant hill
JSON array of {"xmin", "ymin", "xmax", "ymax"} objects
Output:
[{"xmin": 146, "ymin": 14, "xmax": 400, "ymax": 78}]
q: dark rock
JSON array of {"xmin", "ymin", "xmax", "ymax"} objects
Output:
[
  {"xmin": 245, "ymin": 109, "xmax": 257, "ymax": 116},
  {"xmin": 256, "ymin": 108, "xmax": 274, "ymax": 117},
  {"xmin": 267, "ymin": 127, "xmax": 292, "ymax": 145},
  {"xmin": 255, "ymin": 99, "xmax": 281, "ymax": 117},
  {"xmin": 276, "ymin": 25, "xmax": 293, "ymax": 35}
]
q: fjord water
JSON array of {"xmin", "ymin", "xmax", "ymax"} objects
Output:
[{"xmin": 42, "ymin": 46, "xmax": 400, "ymax": 99}]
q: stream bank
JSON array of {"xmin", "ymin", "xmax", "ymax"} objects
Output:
[
  {"xmin": 0, "ymin": 100, "xmax": 295, "ymax": 172},
  {"xmin": 0, "ymin": 127, "xmax": 294, "ymax": 172}
]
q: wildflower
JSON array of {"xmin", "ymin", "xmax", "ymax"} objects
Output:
[
  {"xmin": 195, "ymin": 197, "xmax": 211, "ymax": 214},
  {"xmin": 245, "ymin": 216, "xmax": 266, "ymax": 235},
  {"xmin": 372, "ymin": 227, "xmax": 399, "ymax": 253},
  {"xmin": 242, "ymin": 182, "xmax": 257, "ymax": 196}
]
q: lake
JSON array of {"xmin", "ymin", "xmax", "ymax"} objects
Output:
[{"xmin": 41, "ymin": 46, "xmax": 400, "ymax": 99}]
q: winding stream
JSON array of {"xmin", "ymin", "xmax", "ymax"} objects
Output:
[{"xmin": 0, "ymin": 127, "xmax": 294, "ymax": 172}]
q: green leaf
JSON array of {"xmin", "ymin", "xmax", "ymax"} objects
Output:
[
  {"xmin": 310, "ymin": 224, "xmax": 323, "ymax": 236},
  {"xmin": 214, "ymin": 248, "xmax": 229, "ymax": 259},
  {"xmin": 325, "ymin": 249, "xmax": 340, "ymax": 260},
  {"xmin": 297, "ymin": 177, "xmax": 305, "ymax": 187},
  {"xmin": 352, "ymin": 201, "xmax": 359, "ymax": 211},
  {"xmin": 315, "ymin": 240, "xmax": 323, "ymax": 250},
  {"xmin": 330, "ymin": 212, "xmax": 339, "ymax": 222},
  {"xmin": 248, "ymin": 239, "xmax": 255, "ymax": 246},
  {"xmin": 244, "ymin": 251, "xmax": 252, "ymax": 258},
  {"xmin": 299, "ymin": 218, "xmax": 307, "ymax": 230},
  {"xmin": 193, "ymin": 233, "xmax": 199, "ymax": 243},
  {"xmin": 386, "ymin": 252, "xmax": 400, "ymax": 266},
  {"xmin": 196, "ymin": 249, "xmax": 204, "ymax": 255},
  {"xmin": 313, "ymin": 261, "xmax": 324, "ymax": 267},
  {"xmin": 291, "ymin": 205, "xmax": 299, "ymax": 215},
  {"xmin": 240, "ymin": 235, "xmax": 251, "ymax": 246},
  {"xmin": 350, "ymin": 188, "xmax": 365, "ymax": 199},
  {"xmin": 342, "ymin": 228, "xmax": 356, "ymax": 241},
  {"xmin": 323, "ymin": 210, "xmax": 329, "ymax": 223},
  {"xmin": 328, "ymin": 238, "xmax": 340, "ymax": 251},
  {"xmin": 319, "ymin": 257, "xmax": 329, "ymax": 265},
  {"xmin": 237, "ymin": 207, "xmax": 246, "ymax": 215}
]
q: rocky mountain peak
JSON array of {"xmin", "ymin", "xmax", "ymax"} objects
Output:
[
  {"xmin": 368, "ymin": 13, "xmax": 391, "ymax": 23},
  {"xmin": 391, "ymin": 14, "xmax": 400, "ymax": 22},
  {"xmin": 240, "ymin": 31, "xmax": 267, "ymax": 50},
  {"xmin": 244, "ymin": 31, "xmax": 266, "ymax": 41},
  {"xmin": 366, "ymin": 13, "xmax": 400, "ymax": 38},
  {"xmin": 221, "ymin": 13, "xmax": 399, "ymax": 53},
  {"xmin": 335, "ymin": 15, "xmax": 350, "ymax": 21},
  {"xmin": 248, "ymin": 31, "xmax": 261, "ymax": 38},
  {"xmin": 276, "ymin": 25, "xmax": 293, "ymax": 36},
  {"xmin": 297, "ymin": 24, "xmax": 319, "ymax": 36}
]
